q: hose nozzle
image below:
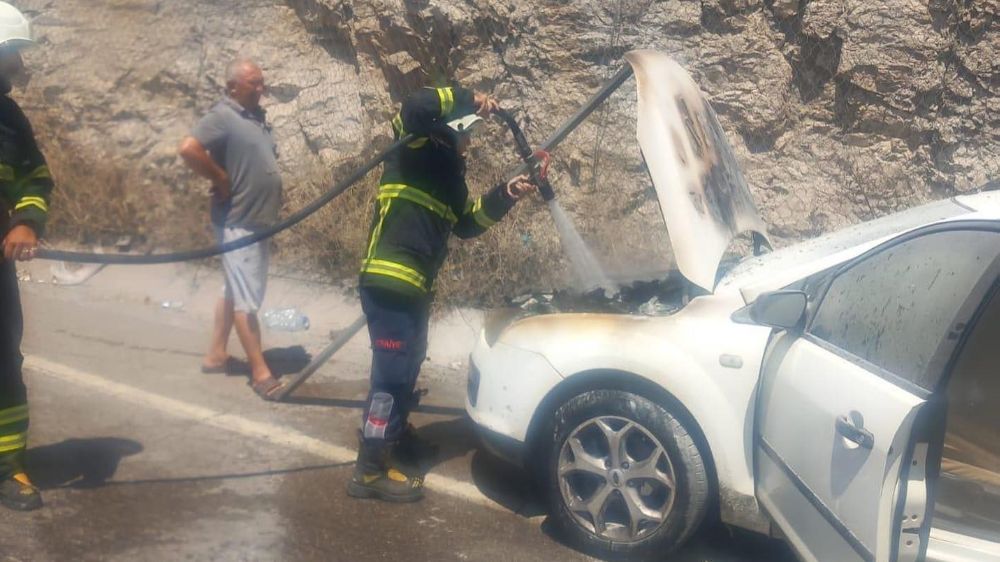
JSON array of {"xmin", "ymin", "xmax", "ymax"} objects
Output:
[{"xmin": 496, "ymin": 109, "xmax": 557, "ymax": 201}]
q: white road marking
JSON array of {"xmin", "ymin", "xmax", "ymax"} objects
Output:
[{"xmin": 23, "ymin": 355, "xmax": 523, "ymax": 515}]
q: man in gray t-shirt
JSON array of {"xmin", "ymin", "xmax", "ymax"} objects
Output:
[{"xmin": 179, "ymin": 58, "xmax": 285, "ymax": 400}]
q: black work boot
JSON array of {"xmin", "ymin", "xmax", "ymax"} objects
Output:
[
  {"xmin": 0, "ymin": 473, "xmax": 42, "ymax": 512},
  {"xmin": 396, "ymin": 423, "xmax": 440, "ymax": 469},
  {"xmin": 347, "ymin": 438, "xmax": 424, "ymax": 503}
]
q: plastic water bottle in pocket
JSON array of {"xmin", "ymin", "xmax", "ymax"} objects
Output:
[{"xmin": 262, "ymin": 308, "xmax": 310, "ymax": 332}]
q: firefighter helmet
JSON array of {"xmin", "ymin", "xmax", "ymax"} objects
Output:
[{"xmin": 0, "ymin": 3, "xmax": 33, "ymax": 50}]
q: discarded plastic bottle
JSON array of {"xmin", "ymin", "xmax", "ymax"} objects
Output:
[{"xmin": 262, "ymin": 308, "xmax": 310, "ymax": 332}]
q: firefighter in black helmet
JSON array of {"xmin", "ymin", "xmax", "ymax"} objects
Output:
[
  {"xmin": 0, "ymin": 1, "xmax": 52, "ymax": 512},
  {"xmin": 348, "ymin": 85, "xmax": 536, "ymax": 502}
]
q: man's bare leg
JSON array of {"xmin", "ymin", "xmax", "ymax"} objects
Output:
[
  {"xmin": 233, "ymin": 311, "xmax": 273, "ymax": 384},
  {"xmin": 203, "ymin": 297, "xmax": 234, "ymax": 370}
]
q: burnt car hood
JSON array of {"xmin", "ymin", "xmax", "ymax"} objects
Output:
[{"xmin": 625, "ymin": 50, "xmax": 771, "ymax": 292}]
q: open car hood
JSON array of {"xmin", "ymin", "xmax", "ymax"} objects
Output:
[{"xmin": 625, "ymin": 50, "xmax": 771, "ymax": 292}]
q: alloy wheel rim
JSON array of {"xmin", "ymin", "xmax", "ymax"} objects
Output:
[{"xmin": 557, "ymin": 415, "xmax": 677, "ymax": 542}]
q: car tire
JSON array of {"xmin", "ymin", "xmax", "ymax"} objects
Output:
[{"xmin": 545, "ymin": 389, "xmax": 710, "ymax": 560}]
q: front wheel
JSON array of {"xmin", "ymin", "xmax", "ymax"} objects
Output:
[{"xmin": 546, "ymin": 389, "xmax": 710, "ymax": 560}]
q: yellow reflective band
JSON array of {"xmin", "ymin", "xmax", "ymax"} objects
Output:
[
  {"xmin": 366, "ymin": 199, "xmax": 393, "ymax": 261},
  {"xmin": 24, "ymin": 165, "xmax": 51, "ymax": 181},
  {"xmin": 14, "ymin": 197, "xmax": 48, "ymax": 213},
  {"xmin": 0, "ymin": 405, "xmax": 28, "ymax": 427},
  {"xmin": 363, "ymin": 259, "xmax": 427, "ymax": 285},
  {"xmin": 378, "ymin": 184, "xmax": 458, "ymax": 224},
  {"xmin": 360, "ymin": 259, "xmax": 428, "ymax": 292},
  {"xmin": 437, "ymin": 87, "xmax": 455, "ymax": 117},
  {"xmin": 0, "ymin": 164, "xmax": 13, "ymax": 182},
  {"xmin": 360, "ymin": 265, "xmax": 425, "ymax": 291},
  {"xmin": 470, "ymin": 197, "xmax": 497, "ymax": 229},
  {"xmin": 0, "ymin": 432, "xmax": 27, "ymax": 453}
]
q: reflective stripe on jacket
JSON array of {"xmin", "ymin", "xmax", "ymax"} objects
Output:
[{"xmin": 360, "ymin": 182, "xmax": 514, "ymax": 294}]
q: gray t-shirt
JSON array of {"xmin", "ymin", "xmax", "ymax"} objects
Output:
[{"xmin": 192, "ymin": 98, "xmax": 282, "ymax": 230}]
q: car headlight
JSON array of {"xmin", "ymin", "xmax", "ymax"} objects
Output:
[{"xmin": 483, "ymin": 307, "xmax": 525, "ymax": 347}]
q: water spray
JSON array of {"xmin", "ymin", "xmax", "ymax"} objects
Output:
[{"xmin": 493, "ymin": 64, "xmax": 635, "ymax": 293}]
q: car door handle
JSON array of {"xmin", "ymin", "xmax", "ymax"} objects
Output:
[{"xmin": 836, "ymin": 416, "xmax": 874, "ymax": 450}]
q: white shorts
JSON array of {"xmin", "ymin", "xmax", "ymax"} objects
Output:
[{"xmin": 218, "ymin": 227, "xmax": 269, "ymax": 313}]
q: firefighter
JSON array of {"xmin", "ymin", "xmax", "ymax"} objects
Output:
[
  {"xmin": 348, "ymin": 85, "xmax": 536, "ymax": 502},
  {"xmin": 0, "ymin": 2, "xmax": 51, "ymax": 512}
]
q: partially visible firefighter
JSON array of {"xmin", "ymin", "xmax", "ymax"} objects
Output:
[
  {"xmin": 0, "ymin": 1, "xmax": 53, "ymax": 512},
  {"xmin": 348, "ymin": 85, "xmax": 537, "ymax": 502}
]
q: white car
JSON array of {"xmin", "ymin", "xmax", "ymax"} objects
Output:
[{"xmin": 465, "ymin": 50, "xmax": 1000, "ymax": 561}]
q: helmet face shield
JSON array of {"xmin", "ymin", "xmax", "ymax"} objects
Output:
[{"xmin": 446, "ymin": 114, "xmax": 484, "ymax": 136}]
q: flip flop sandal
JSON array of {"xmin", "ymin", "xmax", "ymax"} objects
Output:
[{"xmin": 250, "ymin": 377, "xmax": 286, "ymax": 401}]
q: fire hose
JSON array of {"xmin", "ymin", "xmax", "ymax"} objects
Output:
[{"xmin": 31, "ymin": 64, "xmax": 633, "ymax": 265}]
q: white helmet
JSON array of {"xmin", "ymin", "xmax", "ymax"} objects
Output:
[
  {"xmin": 0, "ymin": 2, "xmax": 33, "ymax": 50},
  {"xmin": 447, "ymin": 113, "xmax": 484, "ymax": 135}
]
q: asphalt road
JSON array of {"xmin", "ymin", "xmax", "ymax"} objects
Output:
[{"xmin": 0, "ymin": 263, "xmax": 795, "ymax": 561}]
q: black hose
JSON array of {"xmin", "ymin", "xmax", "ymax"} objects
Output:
[
  {"xmin": 33, "ymin": 63, "xmax": 635, "ymax": 264},
  {"xmin": 507, "ymin": 64, "xmax": 633, "ymax": 177},
  {"xmin": 34, "ymin": 134, "xmax": 416, "ymax": 264}
]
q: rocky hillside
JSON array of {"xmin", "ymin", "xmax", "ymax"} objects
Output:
[{"xmin": 11, "ymin": 0, "xmax": 1000, "ymax": 301}]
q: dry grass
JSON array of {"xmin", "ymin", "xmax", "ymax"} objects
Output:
[
  {"xmin": 34, "ymin": 112, "xmax": 212, "ymax": 252},
  {"xmin": 39, "ymin": 132, "xmax": 143, "ymax": 245}
]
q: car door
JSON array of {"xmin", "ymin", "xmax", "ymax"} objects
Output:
[
  {"xmin": 931, "ymin": 280, "xmax": 1000, "ymax": 561},
  {"xmin": 754, "ymin": 224, "xmax": 1000, "ymax": 562}
]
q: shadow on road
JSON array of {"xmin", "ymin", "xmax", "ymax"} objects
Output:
[
  {"xmin": 215, "ymin": 345, "xmax": 313, "ymax": 377},
  {"xmin": 26, "ymin": 437, "xmax": 143, "ymax": 489},
  {"xmin": 411, "ymin": 417, "xmax": 548, "ymax": 518},
  {"xmin": 539, "ymin": 510, "xmax": 796, "ymax": 562}
]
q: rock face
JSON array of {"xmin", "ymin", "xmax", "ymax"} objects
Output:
[{"xmin": 10, "ymin": 0, "xmax": 1000, "ymax": 301}]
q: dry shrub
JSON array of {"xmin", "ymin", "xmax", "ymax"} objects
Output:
[
  {"xmin": 274, "ymin": 153, "xmax": 381, "ymax": 279},
  {"xmin": 38, "ymin": 131, "xmax": 143, "ymax": 245},
  {"xmin": 32, "ymin": 111, "xmax": 212, "ymax": 252}
]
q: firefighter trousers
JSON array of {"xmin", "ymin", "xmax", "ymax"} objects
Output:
[
  {"xmin": 359, "ymin": 285, "xmax": 430, "ymax": 446},
  {"xmin": 0, "ymin": 258, "xmax": 28, "ymax": 481}
]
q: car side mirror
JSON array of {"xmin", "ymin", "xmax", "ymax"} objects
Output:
[{"xmin": 748, "ymin": 290, "xmax": 807, "ymax": 330}]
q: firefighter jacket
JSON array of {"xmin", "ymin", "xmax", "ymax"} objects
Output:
[
  {"xmin": 360, "ymin": 86, "xmax": 517, "ymax": 297},
  {"xmin": 0, "ymin": 94, "xmax": 52, "ymax": 237}
]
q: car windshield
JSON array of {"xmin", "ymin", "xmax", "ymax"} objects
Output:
[{"xmin": 722, "ymin": 198, "xmax": 969, "ymax": 285}]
